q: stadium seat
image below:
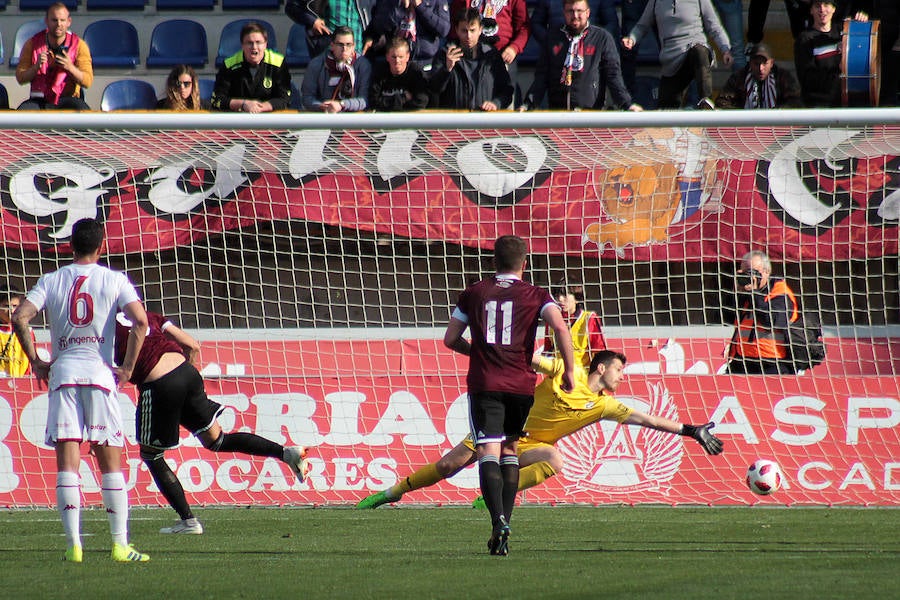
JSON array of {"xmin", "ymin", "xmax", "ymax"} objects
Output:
[
  {"xmin": 146, "ymin": 19, "xmax": 208, "ymax": 68},
  {"xmin": 100, "ymin": 79, "xmax": 158, "ymax": 111},
  {"xmin": 18, "ymin": 0, "xmax": 77, "ymax": 9},
  {"xmin": 156, "ymin": 0, "xmax": 214, "ymax": 9},
  {"xmin": 86, "ymin": 0, "xmax": 146, "ymax": 8},
  {"xmin": 198, "ymin": 78, "xmax": 215, "ymax": 102},
  {"xmin": 0, "ymin": 31, "xmax": 4, "ymax": 66},
  {"xmin": 222, "ymin": 0, "xmax": 280, "ymax": 9},
  {"xmin": 9, "ymin": 20, "xmax": 44, "ymax": 68},
  {"xmin": 216, "ymin": 19, "xmax": 278, "ymax": 68},
  {"xmin": 83, "ymin": 20, "xmax": 140, "ymax": 68},
  {"xmin": 285, "ymin": 24, "xmax": 311, "ymax": 68}
]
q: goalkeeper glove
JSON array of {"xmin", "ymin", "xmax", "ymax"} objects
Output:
[{"xmin": 681, "ymin": 422, "xmax": 724, "ymax": 455}]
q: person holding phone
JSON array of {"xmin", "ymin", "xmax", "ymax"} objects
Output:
[{"xmin": 15, "ymin": 2, "xmax": 93, "ymax": 110}]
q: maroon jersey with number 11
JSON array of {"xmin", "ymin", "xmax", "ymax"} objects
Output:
[{"xmin": 453, "ymin": 274, "xmax": 555, "ymax": 396}]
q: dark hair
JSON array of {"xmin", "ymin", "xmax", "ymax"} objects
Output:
[
  {"xmin": 493, "ymin": 235, "xmax": 527, "ymax": 273},
  {"xmin": 332, "ymin": 26, "xmax": 355, "ymax": 41},
  {"xmin": 453, "ymin": 7, "xmax": 483, "ymax": 28},
  {"xmin": 70, "ymin": 218, "xmax": 104, "ymax": 257},
  {"xmin": 551, "ymin": 279, "xmax": 585, "ymax": 304},
  {"xmin": 589, "ymin": 350, "xmax": 627, "ymax": 374},
  {"xmin": 240, "ymin": 21, "xmax": 268, "ymax": 43}
]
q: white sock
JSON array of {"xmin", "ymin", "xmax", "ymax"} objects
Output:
[
  {"xmin": 101, "ymin": 472, "xmax": 129, "ymax": 546},
  {"xmin": 56, "ymin": 471, "xmax": 81, "ymax": 547}
]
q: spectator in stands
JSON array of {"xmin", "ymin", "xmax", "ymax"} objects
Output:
[
  {"xmin": 794, "ymin": 0, "xmax": 842, "ymax": 107},
  {"xmin": 363, "ymin": 0, "xmax": 450, "ymax": 72},
  {"xmin": 521, "ymin": 0, "xmax": 641, "ymax": 111},
  {"xmin": 725, "ymin": 250, "xmax": 800, "ymax": 375},
  {"xmin": 616, "ymin": 0, "xmax": 650, "ymax": 95},
  {"xmin": 302, "ymin": 27, "xmax": 373, "ymax": 112},
  {"xmin": 449, "ymin": 0, "xmax": 530, "ymax": 87},
  {"xmin": 622, "ymin": 0, "xmax": 733, "ymax": 109},
  {"xmin": 716, "ymin": 43, "xmax": 802, "ymax": 108},
  {"xmin": 157, "ymin": 65, "xmax": 210, "ymax": 111},
  {"xmin": 211, "ymin": 22, "xmax": 292, "ymax": 113},
  {"xmin": 846, "ymin": 1, "xmax": 900, "ymax": 106},
  {"xmin": 713, "ymin": 0, "xmax": 746, "ymax": 72},
  {"xmin": 369, "ymin": 37, "xmax": 430, "ymax": 110},
  {"xmin": 531, "ymin": 0, "xmax": 618, "ymax": 51},
  {"xmin": 429, "ymin": 8, "xmax": 514, "ymax": 111},
  {"xmin": 15, "ymin": 3, "xmax": 92, "ymax": 111},
  {"xmin": 286, "ymin": 0, "xmax": 375, "ymax": 58},
  {"xmin": 0, "ymin": 290, "xmax": 32, "ymax": 378}
]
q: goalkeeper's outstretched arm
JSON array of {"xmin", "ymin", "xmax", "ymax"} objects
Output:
[{"xmin": 624, "ymin": 412, "xmax": 724, "ymax": 455}]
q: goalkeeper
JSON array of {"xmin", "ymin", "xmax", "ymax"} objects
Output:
[{"xmin": 357, "ymin": 350, "xmax": 723, "ymax": 508}]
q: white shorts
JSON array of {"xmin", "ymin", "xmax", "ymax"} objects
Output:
[{"xmin": 45, "ymin": 386, "xmax": 125, "ymax": 447}]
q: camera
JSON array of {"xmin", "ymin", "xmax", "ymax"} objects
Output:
[{"xmin": 738, "ymin": 268, "xmax": 763, "ymax": 288}]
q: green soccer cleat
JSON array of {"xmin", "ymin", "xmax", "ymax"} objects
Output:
[
  {"xmin": 472, "ymin": 495, "xmax": 486, "ymax": 510},
  {"xmin": 111, "ymin": 543, "xmax": 150, "ymax": 562},
  {"xmin": 64, "ymin": 544, "xmax": 83, "ymax": 563},
  {"xmin": 356, "ymin": 490, "xmax": 393, "ymax": 509}
]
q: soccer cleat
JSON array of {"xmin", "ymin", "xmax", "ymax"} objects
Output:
[
  {"xmin": 356, "ymin": 490, "xmax": 393, "ymax": 509},
  {"xmin": 283, "ymin": 446, "xmax": 310, "ymax": 483},
  {"xmin": 64, "ymin": 544, "xmax": 83, "ymax": 563},
  {"xmin": 111, "ymin": 543, "xmax": 150, "ymax": 562},
  {"xmin": 472, "ymin": 495, "xmax": 486, "ymax": 510},
  {"xmin": 159, "ymin": 517, "xmax": 203, "ymax": 535},
  {"xmin": 487, "ymin": 517, "xmax": 511, "ymax": 556}
]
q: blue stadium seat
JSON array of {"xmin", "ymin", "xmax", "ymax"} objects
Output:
[
  {"xmin": 83, "ymin": 20, "xmax": 140, "ymax": 68},
  {"xmin": 0, "ymin": 30, "xmax": 4, "ymax": 66},
  {"xmin": 86, "ymin": 0, "xmax": 146, "ymax": 8},
  {"xmin": 198, "ymin": 78, "xmax": 215, "ymax": 102},
  {"xmin": 285, "ymin": 24, "xmax": 311, "ymax": 68},
  {"xmin": 146, "ymin": 19, "xmax": 208, "ymax": 68},
  {"xmin": 19, "ymin": 0, "xmax": 77, "ymax": 9},
  {"xmin": 0, "ymin": 0, "xmax": 7, "ymax": 9},
  {"xmin": 216, "ymin": 19, "xmax": 277, "ymax": 68},
  {"xmin": 156, "ymin": 0, "xmax": 214, "ymax": 8},
  {"xmin": 9, "ymin": 20, "xmax": 44, "ymax": 68},
  {"xmin": 100, "ymin": 79, "xmax": 159, "ymax": 111},
  {"xmin": 222, "ymin": 0, "xmax": 280, "ymax": 8}
]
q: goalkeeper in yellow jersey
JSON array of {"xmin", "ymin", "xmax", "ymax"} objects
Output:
[{"xmin": 357, "ymin": 350, "xmax": 724, "ymax": 508}]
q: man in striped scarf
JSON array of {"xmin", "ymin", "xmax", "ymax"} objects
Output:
[{"xmin": 716, "ymin": 42, "xmax": 802, "ymax": 108}]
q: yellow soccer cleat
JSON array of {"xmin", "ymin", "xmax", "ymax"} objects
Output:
[
  {"xmin": 64, "ymin": 544, "xmax": 83, "ymax": 563},
  {"xmin": 111, "ymin": 543, "xmax": 150, "ymax": 562}
]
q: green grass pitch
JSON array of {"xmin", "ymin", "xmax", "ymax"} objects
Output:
[{"xmin": 0, "ymin": 505, "xmax": 896, "ymax": 599}]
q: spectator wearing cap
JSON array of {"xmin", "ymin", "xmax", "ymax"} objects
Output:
[
  {"xmin": 794, "ymin": 0, "xmax": 842, "ymax": 107},
  {"xmin": 716, "ymin": 43, "xmax": 802, "ymax": 108}
]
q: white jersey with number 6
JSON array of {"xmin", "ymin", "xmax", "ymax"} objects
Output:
[{"xmin": 26, "ymin": 262, "xmax": 141, "ymax": 392}]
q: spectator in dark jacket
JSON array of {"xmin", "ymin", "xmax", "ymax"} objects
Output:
[
  {"xmin": 522, "ymin": 0, "xmax": 640, "ymax": 110},
  {"xmin": 449, "ymin": 0, "xmax": 530, "ymax": 85},
  {"xmin": 286, "ymin": 0, "xmax": 375, "ymax": 58},
  {"xmin": 716, "ymin": 43, "xmax": 802, "ymax": 108},
  {"xmin": 370, "ymin": 36, "xmax": 430, "ymax": 110},
  {"xmin": 429, "ymin": 8, "xmax": 514, "ymax": 110},
  {"xmin": 531, "ymin": 0, "xmax": 617, "ymax": 49},
  {"xmin": 302, "ymin": 26, "xmax": 373, "ymax": 111},
  {"xmin": 363, "ymin": 0, "xmax": 450, "ymax": 71},
  {"xmin": 211, "ymin": 21, "xmax": 292, "ymax": 112},
  {"xmin": 794, "ymin": 0, "xmax": 842, "ymax": 107}
]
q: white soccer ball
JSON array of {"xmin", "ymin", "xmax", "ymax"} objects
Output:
[{"xmin": 746, "ymin": 459, "xmax": 783, "ymax": 495}]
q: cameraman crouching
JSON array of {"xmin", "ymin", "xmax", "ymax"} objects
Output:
[{"xmin": 725, "ymin": 250, "xmax": 800, "ymax": 375}]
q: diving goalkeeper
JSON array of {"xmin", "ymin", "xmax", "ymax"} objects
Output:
[{"xmin": 357, "ymin": 350, "xmax": 723, "ymax": 508}]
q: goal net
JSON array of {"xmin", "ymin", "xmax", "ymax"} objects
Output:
[{"xmin": 1, "ymin": 111, "xmax": 898, "ymax": 508}]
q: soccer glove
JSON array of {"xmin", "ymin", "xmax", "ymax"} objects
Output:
[{"xmin": 681, "ymin": 422, "xmax": 724, "ymax": 455}]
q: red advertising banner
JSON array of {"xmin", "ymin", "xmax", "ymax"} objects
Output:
[
  {"xmin": 0, "ymin": 127, "xmax": 897, "ymax": 260},
  {"xmin": 1, "ymin": 338, "xmax": 897, "ymax": 507}
]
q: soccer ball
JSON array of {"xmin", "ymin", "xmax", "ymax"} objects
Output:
[{"xmin": 746, "ymin": 459, "xmax": 782, "ymax": 495}]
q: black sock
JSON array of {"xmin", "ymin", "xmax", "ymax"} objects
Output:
[
  {"xmin": 500, "ymin": 455, "xmax": 519, "ymax": 523},
  {"xmin": 478, "ymin": 455, "xmax": 504, "ymax": 527},
  {"xmin": 143, "ymin": 454, "xmax": 193, "ymax": 520},
  {"xmin": 215, "ymin": 432, "xmax": 283, "ymax": 458}
]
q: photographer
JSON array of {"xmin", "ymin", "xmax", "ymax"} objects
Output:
[
  {"xmin": 15, "ymin": 3, "xmax": 93, "ymax": 111},
  {"xmin": 725, "ymin": 250, "xmax": 800, "ymax": 375}
]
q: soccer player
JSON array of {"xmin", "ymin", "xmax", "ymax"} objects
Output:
[
  {"xmin": 12, "ymin": 218, "xmax": 151, "ymax": 563},
  {"xmin": 357, "ymin": 350, "xmax": 723, "ymax": 508},
  {"xmin": 443, "ymin": 234, "xmax": 576, "ymax": 556},
  {"xmin": 114, "ymin": 310, "xmax": 310, "ymax": 534}
]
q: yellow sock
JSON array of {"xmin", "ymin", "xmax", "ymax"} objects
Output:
[
  {"xmin": 518, "ymin": 461, "xmax": 557, "ymax": 491},
  {"xmin": 389, "ymin": 462, "xmax": 443, "ymax": 498}
]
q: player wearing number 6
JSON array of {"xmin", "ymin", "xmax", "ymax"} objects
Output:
[
  {"xmin": 12, "ymin": 218, "xmax": 152, "ymax": 563},
  {"xmin": 443, "ymin": 235, "xmax": 575, "ymax": 556}
]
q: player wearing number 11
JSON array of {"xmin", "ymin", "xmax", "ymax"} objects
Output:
[
  {"xmin": 443, "ymin": 235, "xmax": 575, "ymax": 556},
  {"xmin": 12, "ymin": 218, "xmax": 152, "ymax": 563}
]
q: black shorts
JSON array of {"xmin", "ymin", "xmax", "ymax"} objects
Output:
[
  {"xmin": 468, "ymin": 391, "xmax": 534, "ymax": 445},
  {"xmin": 135, "ymin": 361, "xmax": 224, "ymax": 449}
]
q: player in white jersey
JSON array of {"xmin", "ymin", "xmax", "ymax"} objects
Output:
[{"xmin": 12, "ymin": 218, "xmax": 152, "ymax": 563}]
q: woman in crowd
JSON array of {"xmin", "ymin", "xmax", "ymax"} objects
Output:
[{"xmin": 157, "ymin": 65, "xmax": 210, "ymax": 111}]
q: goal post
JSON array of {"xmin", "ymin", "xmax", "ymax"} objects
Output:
[{"xmin": 0, "ymin": 109, "xmax": 898, "ymax": 508}]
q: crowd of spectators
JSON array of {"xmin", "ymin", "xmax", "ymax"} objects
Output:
[{"xmin": 8, "ymin": 0, "xmax": 899, "ymax": 111}]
